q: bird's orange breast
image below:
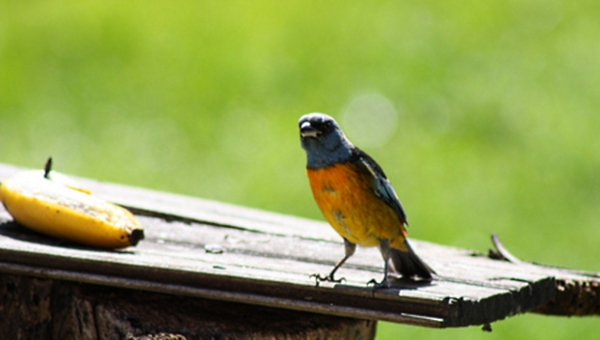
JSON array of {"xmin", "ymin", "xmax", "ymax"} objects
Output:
[{"xmin": 306, "ymin": 163, "xmax": 407, "ymax": 249}]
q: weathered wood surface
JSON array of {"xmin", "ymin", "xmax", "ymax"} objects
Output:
[
  {"xmin": 0, "ymin": 273, "xmax": 375, "ymax": 340},
  {"xmin": 489, "ymin": 234, "xmax": 600, "ymax": 317},
  {"xmin": 0, "ymin": 163, "xmax": 598, "ymax": 331}
]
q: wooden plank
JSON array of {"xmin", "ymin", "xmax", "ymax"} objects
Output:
[
  {"xmin": 0, "ymin": 164, "xmax": 575, "ymax": 328},
  {"xmin": 489, "ymin": 234, "xmax": 600, "ymax": 317},
  {"xmin": 0, "ymin": 273, "xmax": 377, "ymax": 340}
]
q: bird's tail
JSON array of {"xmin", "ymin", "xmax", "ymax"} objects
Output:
[{"xmin": 390, "ymin": 240, "xmax": 435, "ymax": 279}]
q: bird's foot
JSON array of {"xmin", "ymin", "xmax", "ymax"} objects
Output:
[
  {"xmin": 367, "ymin": 277, "xmax": 391, "ymax": 289},
  {"xmin": 310, "ymin": 273, "xmax": 345, "ymax": 286}
]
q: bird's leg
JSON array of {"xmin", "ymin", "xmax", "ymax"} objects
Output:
[
  {"xmin": 311, "ymin": 255, "xmax": 349, "ymax": 283},
  {"xmin": 368, "ymin": 239, "xmax": 392, "ymax": 288},
  {"xmin": 367, "ymin": 259, "xmax": 391, "ymax": 288},
  {"xmin": 312, "ymin": 239, "xmax": 356, "ymax": 284}
]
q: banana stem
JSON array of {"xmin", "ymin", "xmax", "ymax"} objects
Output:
[{"xmin": 44, "ymin": 157, "xmax": 53, "ymax": 179}]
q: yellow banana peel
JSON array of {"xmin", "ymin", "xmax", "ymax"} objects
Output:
[{"xmin": 0, "ymin": 167, "xmax": 144, "ymax": 249}]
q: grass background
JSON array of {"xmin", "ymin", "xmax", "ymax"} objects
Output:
[{"xmin": 1, "ymin": 1, "xmax": 599, "ymax": 338}]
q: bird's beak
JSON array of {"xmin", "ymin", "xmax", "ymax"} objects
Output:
[{"xmin": 300, "ymin": 121, "xmax": 320, "ymax": 138}]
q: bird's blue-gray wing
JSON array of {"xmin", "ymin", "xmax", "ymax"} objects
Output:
[{"xmin": 350, "ymin": 148, "xmax": 408, "ymax": 225}]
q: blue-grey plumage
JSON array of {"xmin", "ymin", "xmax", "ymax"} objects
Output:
[
  {"xmin": 299, "ymin": 113, "xmax": 434, "ymax": 285},
  {"xmin": 299, "ymin": 113, "xmax": 408, "ymax": 224},
  {"xmin": 299, "ymin": 113, "xmax": 354, "ymax": 169}
]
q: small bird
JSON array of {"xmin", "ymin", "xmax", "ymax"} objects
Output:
[{"xmin": 299, "ymin": 113, "xmax": 434, "ymax": 287}]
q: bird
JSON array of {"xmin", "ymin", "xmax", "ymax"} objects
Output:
[{"xmin": 298, "ymin": 113, "xmax": 435, "ymax": 287}]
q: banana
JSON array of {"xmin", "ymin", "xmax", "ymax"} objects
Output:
[{"xmin": 0, "ymin": 161, "xmax": 144, "ymax": 249}]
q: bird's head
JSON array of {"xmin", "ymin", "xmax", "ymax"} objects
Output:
[{"xmin": 299, "ymin": 113, "xmax": 354, "ymax": 168}]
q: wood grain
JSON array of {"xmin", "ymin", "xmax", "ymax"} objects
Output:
[{"xmin": 1, "ymin": 163, "xmax": 597, "ymax": 331}]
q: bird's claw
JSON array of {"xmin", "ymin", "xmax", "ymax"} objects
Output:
[
  {"xmin": 310, "ymin": 273, "xmax": 345, "ymax": 286},
  {"xmin": 367, "ymin": 278, "xmax": 391, "ymax": 289}
]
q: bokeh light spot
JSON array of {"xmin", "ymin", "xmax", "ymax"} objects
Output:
[{"xmin": 340, "ymin": 92, "xmax": 398, "ymax": 148}]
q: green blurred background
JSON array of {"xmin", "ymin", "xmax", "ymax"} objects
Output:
[{"xmin": 1, "ymin": 0, "xmax": 599, "ymax": 338}]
